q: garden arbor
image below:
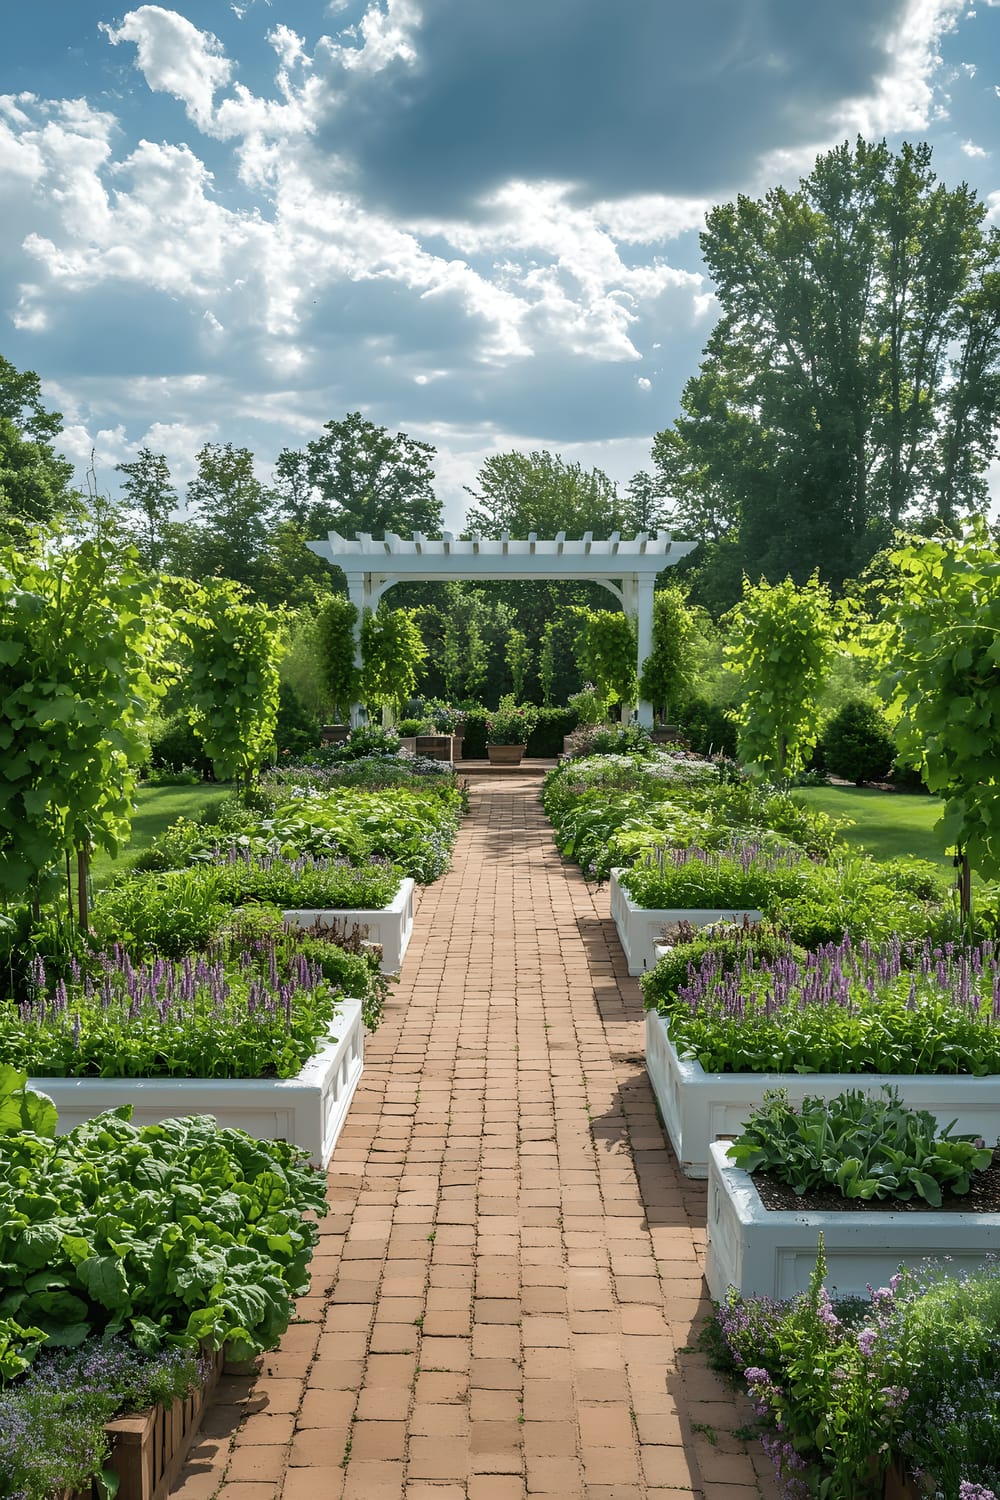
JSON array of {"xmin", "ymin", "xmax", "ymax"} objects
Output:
[{"xmin": 306, "ymin": 530, "xmax": 698, "ymax": 724}]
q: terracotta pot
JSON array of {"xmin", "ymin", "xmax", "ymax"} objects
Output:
[{"xmin": 487, "ymin": 744, "xmax": 526, "ymax": 765}]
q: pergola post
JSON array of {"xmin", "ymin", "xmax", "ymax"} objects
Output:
[
  {"xmin": 635, "ymin": 577, "xmax": 655, "ymax": 729},
  {"xmin": 343, "ymin": 571, "xmax": 367, "ymax": 726}
]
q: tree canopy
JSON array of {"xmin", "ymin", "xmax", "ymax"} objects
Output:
[
  {"xmin": 277, "ymin": 412, "xmax": 442, "ymax": 539},
  {"xmin": 0, "ymin": 356, "xmax": 77, "ymax": 538},
  {"xmin": 655, "ymin": 138, "xmax": 1000, "ymax": 604}
]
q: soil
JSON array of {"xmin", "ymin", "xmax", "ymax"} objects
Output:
[{"xmin": 751, "ymin": 1148, "xmax": 1000, "ymax": 1214}]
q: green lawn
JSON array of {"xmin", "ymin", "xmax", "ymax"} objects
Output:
[
  {"xmin": 794, "ymin": 784, "xmax": 956, "ymax": 875},
  {"xmin": 90, "ymin": 782, "xmax": 233, "ymax": 889}
]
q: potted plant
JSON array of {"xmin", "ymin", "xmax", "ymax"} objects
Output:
[{"xmin": 485, "ymin": 695, "xmax": 539, "ymax": 765}]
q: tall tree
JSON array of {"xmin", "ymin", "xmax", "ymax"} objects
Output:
[
  {"xmin": 0, "ymin": 355, "xmax": 78, "ymax": 537},
  {"xmin": 278, "ymin": 412, "xmax": 442, "ymax": 539},
  {"xmin": 655, "ymin": 138, "xmax": 1000, "ymax": 599},
  {"xmin": 178, "ymin": 442, "xmax": 277, "ymax": 590},
  {"xmin": 464, "ymin": 451, "xmax": 623, "ymax": 537},
  {"xmin": 115, "ymin": 447, "xmax": 176, "ymax": 569}
]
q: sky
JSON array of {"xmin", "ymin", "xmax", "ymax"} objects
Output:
[{"xmin": 3, "ymin": 0, "xmax": 1000, "ymax": 531}]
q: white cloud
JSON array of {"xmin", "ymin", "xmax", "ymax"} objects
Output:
[
  {"xmin": 962, "ymin": 138, "xmax": 989, "ymax": 155},
  {"xmin": 101, "ymin": 6, "xmax": 233, "ymax": 131}
]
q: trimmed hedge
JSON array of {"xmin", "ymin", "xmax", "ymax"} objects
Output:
[{"xmin": 460, "ymin": 707, "xmax": 579, "ymax": 758}]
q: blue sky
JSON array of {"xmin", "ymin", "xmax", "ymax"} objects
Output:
[{"xmin": 2, "ymin": 0, "xmax": 1000, "ymax": 528}]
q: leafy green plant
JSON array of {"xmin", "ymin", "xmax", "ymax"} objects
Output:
[
  {"xmin": 723, "ymin": 572, "xmax": 842, "ymax": 780},
  {"xmin": 361, "ymin": 605, "xmax": 427, "ymax": 716},
  {"xmin": 638, "ymin": 586, "xmax": 698, "ymax": 720},
  {"xmin": 184, "ymin": 579, "xmax": 284, "ymax": 791},
  {"xmin": 0, "ymin": 1109, "xmax": 327, "ymax": 1358},
  {"xmin": 327, "ymin": 726, "xmax": 401, "ymax": 760},
  {"xmin": 315, "ymin": 594, "xmax": 360, "ymax": 723},
  {"xmin": 882, "ymin": 520, "xmax": 1000, "ymax": 920},
  {"xmin": 728, "ymin": 1087, "xmax": 993, "ymax": 1205},
  {"xmin": 0, "ymin": 1066, "xmax": 56, "ymax": 1139},
  {"xmin": 90, "ymin": 868, "xmax": 228, "ymax": 959},
  {"xmin": 210, "ymin": 852, "xmax": 402, "ymax": 911},
  {"xmin": 571, "ymin": 607, "xmax": 638, "ymax": 708},
  {"xmin": 0, "ymin": 537, "xmax": 168, "ymax": 921}
]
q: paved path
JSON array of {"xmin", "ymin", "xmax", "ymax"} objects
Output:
[{"xmin": 175, "ymin": 780, "xmax": 778, "ymax": 1500}]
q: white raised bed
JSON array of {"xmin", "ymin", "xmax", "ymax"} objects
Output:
[
  {"xmin": 283, "ymin": 875, "xmax": 414, "ymax": 975},
  {"xmin": 609, "ymin": 869, "xmax": 761, "ymax": 976},
  {"xmin": 30, "ymin": 998, "xmax": 364, "ymax": 1169},
  {"xmin": 646, "ymin": 1009, "xmax": 1000, "ymax": 1179},
  {"xmin": 705, "ymin": 1139, "xmax": 1000, "ymax": 1302}
]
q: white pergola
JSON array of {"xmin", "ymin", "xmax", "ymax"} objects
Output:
[{"xmin": 306, "ymin": 530, "xmax": 698, "ymax": 726}]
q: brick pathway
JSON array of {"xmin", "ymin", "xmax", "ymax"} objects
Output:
[{"xmin": 174, "ymin": 779, "xmax": 779, "ymax": 1500}]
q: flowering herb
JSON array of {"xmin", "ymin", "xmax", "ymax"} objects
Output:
[
  {"xmin": 717, "ymin": 1247, "xmax": 1000, "ymax": 1499},
  {"xmin": 648, "ymin": 932, "xmax": 1000, "ymax": 1076},
  {"xmin": 620, "ymin": 840, "xmax": 806, "ymax": 910},
  {"xmin": 2, "ymin": 935, "xmax": 342, "ymax": 1079},
  {"xmin": 0, "ymin": 1337, "xmax": 201, "ymax": 1500}
]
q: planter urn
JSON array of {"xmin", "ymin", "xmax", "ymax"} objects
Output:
[{"xmin": 487, "ymin": 744, "xmax": 526, "ymax": 765}]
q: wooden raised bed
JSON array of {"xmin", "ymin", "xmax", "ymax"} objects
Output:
[{"xmin": 60, "ymin": 1345, "xmax": 224, "ymax": 1500}]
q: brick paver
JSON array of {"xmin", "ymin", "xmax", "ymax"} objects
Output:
[{"xmin": 171, "ymin": 779, "xmax": 779, "ymax": 1499}]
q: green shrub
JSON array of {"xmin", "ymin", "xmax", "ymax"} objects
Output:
[
  {"xmin": 275, "ymin": 680, "xmax": 323, "ymax": 759},
  {"xmin": 673, "ymin": 694, "xmax": 737, "ymax": 757},
  {"xmin": 822, "ymin": 698, "xmax": 896, "ymax": 785},
  {"xmin": 148, "ymin": 711, "xmax": 212, "ymax": 778}
]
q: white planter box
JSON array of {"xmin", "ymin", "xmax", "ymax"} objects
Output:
[
  {"xmin": 29, "ymin": 999, "xmax": 364, "ymax": 1170},
  {"xmin": 283, "ymin": 876, "xmax": 415, "ymax": 974},
  {"xmin": 705, "ymin": 1139, "xmax": 1000, "ymax": 1302},
  {"xmin": 608, "ymin": 869, "xmax": 761, "ymax": 976},
  {"xmin": 646, "ymin": 1009, "xmax": 1000, "ymax": 1178}
]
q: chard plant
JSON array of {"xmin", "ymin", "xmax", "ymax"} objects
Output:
[
  {"xmin": 6, "ymin": 938, "xmax": 341, "ymax": 1079},
  {"xmin": 728, "ymin": 1086, "xmax": 993, "ymax": 1205},
  {"xmin": 648, "ymin": 931, "xmax": 1000, "ymax": 1076}
]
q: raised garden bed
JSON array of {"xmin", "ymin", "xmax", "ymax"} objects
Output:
[
  {"xmin": 57, "ymin": 1346, "xmax": 224, "ymax": 1500},
  {"xmin": 283, "ymin": 875, "xmax": 415, "ymax": 974},
  {"xmin": 32, "ymin": 998, "xmax": 364, "ymax": 1168},
  {"xmin": 645, "ymin": 1008, "xmax": 1000, "ymax": 1177},
  {"xmin": 704, "ymin": 1138, "xmax": 1000, "ymax": 1301},
  {"xmin": 610, "ymin": 869, "xmax": 761, "ymax": 976}
]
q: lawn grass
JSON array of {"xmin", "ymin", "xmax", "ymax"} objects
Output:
[
  {"xmin": 794, "ymin": 784, "xmax": 956, "ymax": 877},
  {"xmin": 90, "ymin": 782, "xmax": 233, "ymax": 889}
]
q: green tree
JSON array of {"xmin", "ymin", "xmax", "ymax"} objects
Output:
[
  {"xmin": 638, "ymin": 586, "xmax": 698, "ymax": 720},
  {"xmin": 505, "ymin": 627, "xmax": 532, "ymax": 700},
  {"xmin": 464, "ymin": 450, "xmax": 624, "ymax": 537},
  {"xmin": 655, "ymin": 138, "xmax": 1000, "ymax": 599},
  {"xmin": 278, "ymin": 412, "xmax": 442, "ymax": 539},
  {"xmin": 315, "ymin": 595, "xmax": 361, "ymax": 722},
  {"xmin": 882, "ymin": 520, "xmax": 1000, "ymax": 917},
  {"xmin": 184, "ymin": 580, "xmax": 284, "ymax": 790},
  {"xmin": 723, "ymin": 573, "xmax": 841, "ymax": 779},
  {"xmin": 572, "ymin": 608, "xmax": 637, "ymax": 711},
  {"xmin": 115, "ymin": 447, "xmax": 176, "ymax": 570},
  {"xmin": 163, "ymin": 444, "xmax": 277, "ymax": 592},
  {"xmin": 361, "ymin": 606, "xmax": 427, "ymax": 720},
  {"xmin": 0, "ymin": 356, "xmax": 78, "ymax": 537},
  {"xmin": 0, "ymin": 536, "xmax": 165, "ymax": 920}
]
